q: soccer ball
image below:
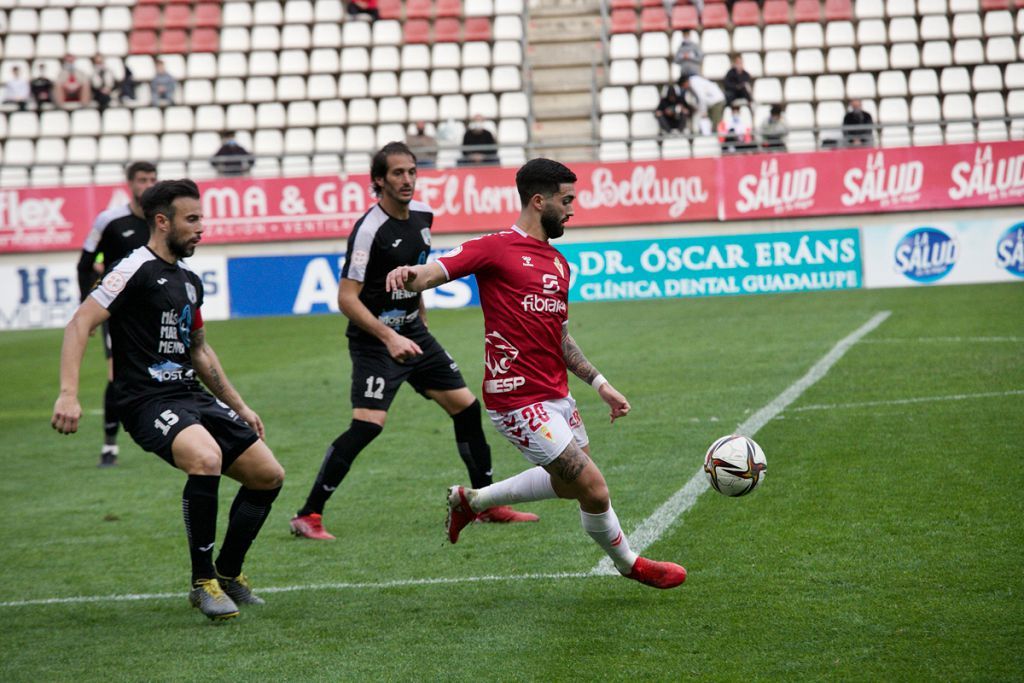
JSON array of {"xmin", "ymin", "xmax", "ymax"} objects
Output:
[{"xmin": 703, "ymin": 435, "xmax": 767, "ymax": 497}]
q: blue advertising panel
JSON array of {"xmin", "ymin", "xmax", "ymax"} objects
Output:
[
  {"xmin": 227, "ymin": 251, "xmax": 479, "ymax": 318},
  {"xmin": 557, "ymin": 229, "xmax": 862, "ymax": 302}
]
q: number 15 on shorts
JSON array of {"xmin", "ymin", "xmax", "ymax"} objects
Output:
[{"xmin": 154, "ymin": 409, "xmax": 179, "ymax": 436}]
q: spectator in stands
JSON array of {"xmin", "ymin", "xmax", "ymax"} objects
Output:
[
  {"xmin": 842, "ymin": 99, "xmax": 874, "ymax": 147},
  {"xmin": 673, "ymin": 31, "xmax": 704, "ymax": 77},
  {"xmin": 347, "ymin": 0, "xmax": 379, "ymax": 21},
  {"xmin": 759, "ymin": 104, "xmax": 788, "ymax": 152},
  {"xmin": 459, "ymin": 115, "xmax": 499, "ymax": 166},
  {"xmin": 151, "ymin": 59, "xmax": 177, "ymax": 108},
  {"xmin": 56, "ymin": 55, "xmax": 91, "ymax": 108},
  {"xmin": 2, "ymin": 66, "xmax": 31, "ymax": 112},
  {"xmin": 679, "ymin": 73, "xmax": 726, "ymax": 133},
  {"xmin": 211, "ymin": 131, "xmax": 254, "ymax": 176},
  {"xmin": 655, "ymin": 86, "xmax": 689, "ymax": 135},
  {"xmin": 90, "ymin": 56, "xmax": 117, "ymax": 113},
  {"xmin": 407, "ymin": 122, "xmax": 438, "ymax": 169},
  {"xmin": 723, "ymin": 54, "xmax": 754, "ymax": 107},
  {"xmin": 31, "ymin": 65, "xmax": 55, "ymax": 111},
  {"xmin": 118, "ymin": 66, "xmax": 137, "ymax": 105},
  {"xmin": 717, "ymin": 104, "xmax": 753, "ymax": 154}
]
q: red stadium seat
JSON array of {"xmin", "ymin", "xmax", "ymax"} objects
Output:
[
  {"xmin": 193, "ymin": 4, "xmax": 222, "ymax": 29},
  {"xmin": 159, "ymin": 29, "xmax": 188, "ymax": 53},
  {"xmin": 981, "ymin": 0, "xmax": 1009, "ymax": 7},
  {"xmin": 132, "ymin": 5, "xmax": 161, "ymax": 30},
  {"xmin": 611, "ymin": 0, "xmax": 637, "ymax": 8},
  {"xmin": 701, "ymin": 3, "xmax": 728, "ymax": 27},
  {"xmin": 436, "ymin": 0, "xmax": 462, "ymax": 17},
  {"xmin": 405, "ymin": 0, "xmax": 434, "ymax": 19},
  {"xmin": 641, "ymin": 0, "xmax": 663, "ymax": 6},
  {"xmin": 464, "ymin": 17, "xmax": 492, "ymax": 41},
  {"xmin": 191, "ymin": 28, "xmax": 219, "ymax": 52},
  {"xmin": 640, "ymin": 7, "xmax": 669, "ymax": 31},
  {"xmin": 671, "ymin": 4, "xmax": 698, "ymax": 30},
  {"xmin": 731, "ymin": 1, "xmax": 760, "ymax": 25},
  {"xmin": 434, "ymin": 17, "xmax": 461, "ymax": 42},
  {"xmin": 162, "ymin": 5, "xmax": 192, "ymax": 29},
  {"xmin": 824, "ymin": 0, "xmax": 853, "ymax": 21},
  {"xmin": 762, "ymin": 0, "xmax": 790, "ymax": 24},
  {"xmin": 137, "ymin": 0, "xmax": 161, "ymax": 5},
  {"xmin": 129, "ymin": 30, "xmax": 158, "ymax": 54},
  {"xmin": 378, "ymin": 0, "xmax": 402, "ymax": 19},
  {"xmin": 404, "ymin": 18, "xmax": 431, "ymax": 42},
  {"xmin": 793, "ymin": 0, "xmax": 821, "ymax": 22},
  {"xmin": 611, "ymin": 9, "xmax": 638, "ymax": 33}
]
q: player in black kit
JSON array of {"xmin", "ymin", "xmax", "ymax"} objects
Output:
[
  {"xmin": 289, "ymin": 142, "xmax": 536, "ymax": 540},
  {"xmin": 77, "ymin": 161, "xmax": 157, "ymax": 467},
  {"xmin": 53, "ymin": 180, "xmax": 286, "ymax": 622}
]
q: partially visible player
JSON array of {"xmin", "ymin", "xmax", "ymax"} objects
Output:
[
  {"xmin": 53, "ymin": 179, "xmax": 285, "ymax": 621},
  {"xmin": 77, "ymin": 161, "xmax": 158, "ymax": 467},
  {"xmin": 386, "ymin": 158, "xmax": 687, "ymax": 589},
  {"xmin": 289, "ymin": 142, "xmax": 536, "ymax": 541}
]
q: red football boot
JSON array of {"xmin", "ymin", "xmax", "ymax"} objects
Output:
[
  {"xmin": 626, "ymin": 557, "xmax": 687, "ymax": 589},
  {"xmin": 477, "ymin": 506, "xmax": 540, "ymax": 523},
  {"xmin": 289, "ymin": 513, "xmax": 336, "ymax": 540},
  {"xmin": 446, "ymin": 486, "xmax": 479, "ymax": 544}
]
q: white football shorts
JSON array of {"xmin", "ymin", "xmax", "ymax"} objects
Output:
[{"xmin": 488, "ymin": 395, "xmax": 590, "ymax": 466}]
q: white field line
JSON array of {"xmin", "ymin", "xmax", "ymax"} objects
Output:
[
  {"xmin": 592, "ymin": 310, "xmax": 892, "ymax": 576},
  {"xmin": 790, "ymin": 389, "xmax": 1024, "ymax": 413},
  {"xmin": 861, "ymin": 336, "xmax": 1024, "ymax": 344},
  {"xmin": 0, "ymin": 311, "xmax": 892, "ymax": 608},
  {"xmin": 0, "ymin": 572, "xmax": 596, "ymax": 609}
]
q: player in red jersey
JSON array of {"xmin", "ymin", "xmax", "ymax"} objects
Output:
[{"xmin": 385, "ymin": 158, "xmax": 686, "ymax": 589}]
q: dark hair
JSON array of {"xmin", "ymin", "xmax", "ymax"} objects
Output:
[
  {"xmin": 770, "ymin": 104, "xmax": 784, "ymax": 116},
  {"xmin": 370, "ymin": 141, "xmax": 417, "ymax": 197},
  {"xmin": 140, "ymin": 179, "xmax": 200, "ymax": 229},
  {"xmin": 125, "ymin": 161, "xmax": 156, "ymax": 182},
  {"xmin": 515, "ymin": 158, "xmax": 577, "ymax": 206}
]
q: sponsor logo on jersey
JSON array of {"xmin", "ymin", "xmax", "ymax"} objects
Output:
[
  {"xmin": 148, "ymin": 360, "xmax": 187, "ymax": 382},
  {"xmin": 420, "ymin": 228, "xmax": 431, "ymax": 245},
  {"xmin": 351, "ymin": 250, "xmax": 370, "ymax": 267},
  {"xmin": 894, "ymin": 227, "xmax": 958, "ymax": 283},
  {"xmin": 521, "ymin": 256, "xmax": 534, "ymax": 267},
  {"xmin": 157, "ymin": 278, "xmax": 167, "ymax": 285},
  {"xmin": 484, "ymin": 331, "xmax": 519, "ymax": 375},
  {"xmin": 101, "ymin": 271, "xmax": 125, "ymax": 293},
  {"xmin": 484, "ymin": 376, "xmax": 526, "ymax": 393},
  {"xmin": 122, "ymin": 230, "xmax": 135, "ymax": 238},
  {"xmin": 521, "ymin": 294, "xmax": 567, "ymax": 315},
  {"xmin": 390, "ymin": 287, "xmax": 418, "ymax": 300},
  {"xmin": 553, "ymin": 258, "xmax": 565, "ymax": 278},
  {"xmin": 378, "ymin": 308, "xmax": 418, "ymax": 328},
  {"xmin": 391, "ymin": 238, "xmax": 403, "ymax": 248},
  {"xmin": 996, "ymin": 222, "xmax": 1024, "ymax": 278},
  {"xmin": 185, "ymin": 282, "xmax": 197, "ymax": 304},
  {"xmin": 443, "ymin": 245, "xmax": 463, "ymax": 258}
]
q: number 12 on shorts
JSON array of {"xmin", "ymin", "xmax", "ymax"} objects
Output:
[
  {"xmin": 364, "ymin": 376, "xmax": 384, "ymax": 400},
  {"xmin": 154, "ymin": 409, "xmax": 179, "ymax": 436}
]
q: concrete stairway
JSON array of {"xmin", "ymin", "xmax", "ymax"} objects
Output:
[{"xmin": 525, "ymin": 0, "xmax": 605, "ymax": 162}]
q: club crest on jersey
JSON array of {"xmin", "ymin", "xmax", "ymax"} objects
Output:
[
  {"xmin": 553, "ymin": 258, "xmax": 565, "ymax": 278},
  {"xmin": 521, "ymin": 256, "xmax": 534, "ymax": 268},
  {"xmin": 484, "ymin": 331, "xmax": 519, "ymax": 375},
  {"xmin": 185, "ymin": 282, "xmax": 197, "ymax": 304},
  {"xmin": 421, "ymin": 228, "xmax": 431, "ymax": 245}
]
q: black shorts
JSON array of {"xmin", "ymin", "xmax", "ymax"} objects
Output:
[
  {"xmin": 120, "ymin": 390, "xmax": 259, "ymax": 469},
  {"xmin": 101, "ymin": 320, "xmax": 113, "ymax": 360},
  {"xmin": 349, "ymin": 332, "xmax": 466, "ymax": 411}
]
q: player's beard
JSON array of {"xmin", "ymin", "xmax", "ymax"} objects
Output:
[
  {"xmin": 167, "ymin": 227, "xmax": 197, "ymax": 259},
  {"xmin": 540, "ymin": 205, "xmax": 565, "ymax": 239}
]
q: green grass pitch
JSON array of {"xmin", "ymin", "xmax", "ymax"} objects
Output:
[{"xmin": 0, "ymin": 282, "xmax": 1021, "ymax": 681}]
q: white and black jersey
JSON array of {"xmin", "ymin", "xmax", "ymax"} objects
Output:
[
  {"xmin": 90, "ymin": 247, "xmax": 205, "ymax": 405},
  {"xmin": 341, "ymin": 200, "xmax": 434, "ymax": 344},
  {"xmin": 77, "ymin": 205, "xmax": 150, "ymax": 301}
]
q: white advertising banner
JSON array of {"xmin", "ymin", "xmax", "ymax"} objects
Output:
[
  {"xmin": 0, "ymin": 253, "xmax": 230, "ymax": 331},
  {"xmin": 862, "ymin": 219, "xmax": 1024, "ymax": 289}
]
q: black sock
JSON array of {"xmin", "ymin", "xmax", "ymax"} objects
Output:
[
  {"xmin": 298, "ymin": 420, "xmax": 383, "ymax": 516},
  {"xmin": 452, "ymin": 401, "xmax": 493, "ymax": 489},
  {"xmin": 103, "ymin": 382, "xmax": 119, "ymax": 446},
  {"xmin": 182, "ymin": 475, "xmax": 220, "ymax": 584},
  {"xmin": 216, "ymin": 486, "xmax": 282, "ymax": 578}
]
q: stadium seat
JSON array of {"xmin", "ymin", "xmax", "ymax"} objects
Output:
[
  {"xmin": 249, "ymin": 51, "xmax": 278, "ymax": 76},
  {"xmin": 30, "ymin": 166, "xmax": 61, "ymax": 187},
  {"xmin": 246, "ymin": 77, "xmax": 276, "ymax": 103},
  {"xmin": 859, "ymin": 45, "xmax": 889, "ymax": 71},
  {"xmin": 922, "ymin": 41, "xmax": 953, "ymax": 67},
  {"xmin": 163, "ymin": 5, "xmax": 191, "ymax": 30},
  {"xmin": 952, "ymin": 12, "xmax": 982, "ymax": 38},
  {"xmin": 611, "ymin": 9, "xmax": 637, "ymax": 33},
  {"xmin": 439, "ymin": 94, "xmax": 468, "ymax": 120},
  {"xmin": 398, "ymin": 71, "xmax": 428, "ymax": 97},
  {"xmin": 752, "ymin": 77, "xmax": 783, "ymax": 103},
  {"xmin": 732, "ymin": 26, "xmax": 761, "ymax": 53},
  {"xmin": 404, "ymin": 19, "xmax": 431, "ymax": 43},
  {"xmin": 953, "ymin": 39, "xmax": 984, "ymax": 64},
  {"xmin": 824, "ymin": 22, "xmax": 855, "ymax": 47},
  {"xmin": 909, "ymin": 69, "xmax": 940, "ymax": 95},
  {"xmin": 732, "ymin": 1, "xmax": 760, "ymax": 25},
  {"xmin": 846, "ymin": 72, "xmax": 878, "ymax": 99},
  {"xmin": 702, "ymin": 54, "xmax": 731, "ymax": 80},
  {"xmin": 630, "ymin": 85, "xmax": 659, "ymax": 112},
  {"xmin": 194, "ymin": 105, "xmax": 225, "ymax": 132},
  {"xmin": 130, "ymin": 30, "xmax": 158, "ymax": 55},
  {"xmin": 405, "ymin": 0, "xmax": 433, "ymax": 19},
  {"xmin": 794, "ymin": 49, "xmax": 825, "ymax": 75},
  {"xmin": 701, "ymin": 4, "xmax": 728, "ymax": 28},
  {"xmin": 71, "ymin": 109, "xmax": 102, "ymax": 137},
  {"xmin": 764, "ymin": 25, "xmax": 793, "ymax": 51},
  {"xmin": 220, "ymin": 28, "xmax": 252, "ymax": 52},
  {"xmin": 492, "ymin": 66, "xmax": 522, "ymax": 92},
  {"xmin": 493, "ymin": 15, "xmax": 523, "ymax": 40},
  {"xmin": 794, "ymin": 23, "xmax": 824, "ymax": 49},
  {"xmin": 430, "ymin": 69, "xmax": 460, "ymax": 95},
  {"xmin": 609, "ymin": 60, "xmax": 640, "ymax": 86},
  {"xmin": 640, "ymin": 58, "xmax": 670, "ymax": 84},
  {"xmin": 213, "ymin": 78, "xmax": 244, "ymax": 105},
  {"xmin": 8, "ymin": 111, "xmax": 39, "ymax": 139},
  {"xmin": 815, "ymin": 74, "xmax": 846, "ymax": 101},
  {"xmin": 343, "ymin": 21, "xmax": 372, "ymax": 47},
  {"xmin": 132, "ymin": 5, "xmax": 160, "ymax": 30},
  {"xmin": 499, "ymin": 91, "xmax": 529, "ymax": 118},
  {"xmin": 41, "ymin": 7, "xmax": 69, "ymax": 32},
  {"xmin": 280, "ymin": 50, "xmax": 311, "ymax": 75},
  {"xmin": 912, "ymin": 123, "xmax": 944, "ymax": 146},
  {"xmin": 282, "ymin": 25, "xmax": 312, "ymax": 50},
  {"xmin": 464, "ymin": 0, "xmax": 493, "ymax": 17},
  {"xmin": 671, "ymin": 5, "xmax": 698, "ymax": 30},
  {"xmin": 369, "ymin": 71, "xmax": 399, "ymax": 97},
  {"xmin": 787, "ymin": 103, "xmax": 815, "ymax": 130},
  {"xmin": 794, "ymin": 0, "xmax": 822, "ymax": 21},
  {"xmin": 40, "ymin": 110, "xmax": 70, "ymax": 138},
  {"xmin": 102, "ymin": 108, "xmax": 132, "ymax": 135},
  {"xmin": 278, "ymin": 76, "xmax": 307, "ymax": 101},
  {"xmin": 918, "ymin": 0, "xmax": 948, "ymax": 13},
  {"xmin": 857, "ymin": 19, "xmax": 887, "ymax": 45},
  {"xmin": 630, "ymin": 139, "xmax": 660, "ymax": 161},
  {"xmin": 855, "ymin": 0, "xmax": 884, "ymax": 18},
  {"xmin": 910, "ymin": 95, "xmax": 942, "ymax": 122},
  {"xmin": 784, "ymin": 76, "xmax": 814, "ymax": 102},
  {"xmin": 972, "ymin": 64, "xmax": 1003, "ymax": 91},
  {"xmin": 824, "ymin": 0, "xmax": 854, "ymax": 21},
  {"xmin": 599, "ymin": 142, "xmax": 629, "ymax": 162},
  {"xmin": 1006, "ymin": 63, "xmax": 1024, "ymax": 89},
  {"xmin": 986, "ymin": 36, "xmax": 1016, "ymax": 62},
  {"xmin": 1007, "ymin": 90, "xmax": 1024, "ymax": 116},
  {"xmin": 702, "ymin": 29, "xmax": 730, "ymax": 54},
  {"xmin": 878, "ymin": 70, "xmax": 909, "ymax": 97},
  {"xmin": 879, "ymin": 98, "xmax": 910, "ymax": 124},
  {"xmin": 98, "ymin": 135, "xmax": 129, "ymax": 163},
  {"xmin": 160, "ymin": 30, "xmax": 189, "ymax": 54},
  {"xmin": 881, "ymin": 126, "xmax": 911, "ymax": 148},
  {"xmin": 940, "ymin": 67, "xmax": 971, "ymax": 93},
  {"xmin": 600, "ymin": 114, "xmax": 630, "ymax": 141},
  {"xmin": 764, "ymin": 51, "xmax": 794, "ymax": 77},
  {"xmin": 610, "ymin": 34, "xmax": 640, "ymax": 60},
  {"xmin": 762, "ymin": 0, "xmax": 790, "ymax": 23},
  {"xmin": 887, "ymin": 0, "xmax": 916, "ymax": 14},
  {"xmin": 920, "ymin": 15, "xmax": 951, "ymax": 40},
  {"xmin": 640, "ymin": 31, "xmax": 671, "ymax": 58},
  {"xmin": 432, "ymin": 42, "xmax": 461, "ymax": 69},
  {"xmin": 640, "ymin": 6, "xmax": 669, "ymax": 31},
  {"xmin": 977, "ymin": 120, "xmax": 1008, "ymax": 142},
  {"xmin": 310, "ymin": 49, "xmax": 340, "ymax": 74},
  {"xmin": 461, "ymin": 67, "xmax": 491, "ymax": 93},
  {"xmin": 890, "ymin": 18, "xmax": 920, "ymax": 43},
  {"xmin": 341, "ymin": 47, "xmax": 370, "ymax": 72}
]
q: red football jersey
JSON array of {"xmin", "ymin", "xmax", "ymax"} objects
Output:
[{"xmin": 437, "ymin": 226, "xmax": 572, "ymax": 412}]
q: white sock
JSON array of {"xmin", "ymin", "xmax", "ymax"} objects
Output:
[
  {"xmin": 470, "ymin": 467, "xmax": 557, "ymax": 511},
  {"xmin": 580, "ymin": 505, "xmax": 638, "ymax": 575}
]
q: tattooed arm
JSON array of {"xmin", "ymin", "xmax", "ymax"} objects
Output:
[
  {"xmin": 562, "ymin": 326, "xmax": 631, "ymax": 423},
  {"xmin": 190, "ymin": 327, "xmax": 265, "ymax": 439}
]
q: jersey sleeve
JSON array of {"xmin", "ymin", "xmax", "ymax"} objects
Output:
[
  {"xmin": 81, "ymin": 211, "xmax": 109, "ymax": 253},
  {"xmin": 341, "ymin": 220, "xmax": 379, "ymax": 283},
  {"xmin": 436, "ymin": 235, "xmax": 495, "ymax": 281},
  {"xmin": 89, "ymin": 254, "xmax": 147, "ymax": 314}
]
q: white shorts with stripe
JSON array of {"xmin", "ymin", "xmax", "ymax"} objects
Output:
[{"xmin": 487, "ymin": 396, "xmax": 590, "ymax": 466}]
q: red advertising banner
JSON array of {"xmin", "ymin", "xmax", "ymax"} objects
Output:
[{"xmin": 1, "ymin": 141, "xmax": 1021, "ymax": 254}]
